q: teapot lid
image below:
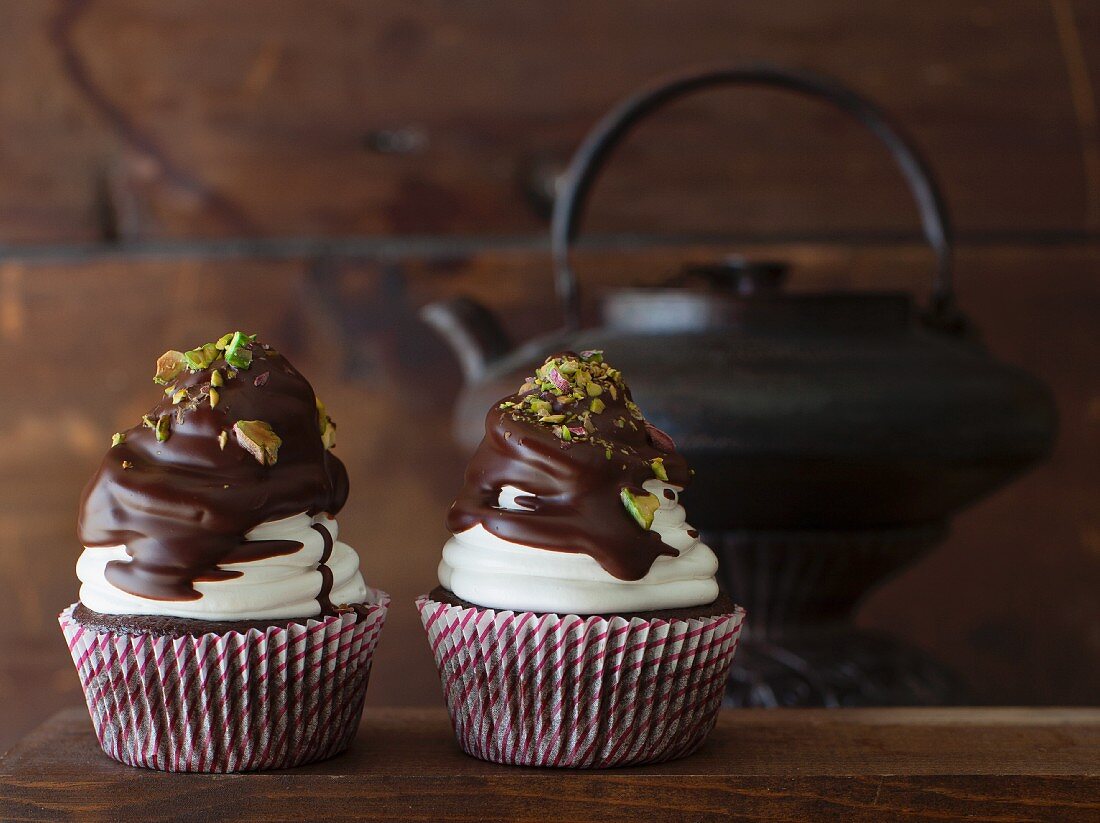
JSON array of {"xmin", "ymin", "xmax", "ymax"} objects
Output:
[{"xmin": 601, "ymin": 257, "xmax": 912, "ymax": 333}]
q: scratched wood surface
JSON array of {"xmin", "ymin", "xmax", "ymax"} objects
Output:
[
  {"xmin": 0, "ymin": 1, "xmax": 1099, "ymax": 243},
  {"xmin": 0, "ymin": 242, "xmax": 1097, "ymax": 755},
  {"xmin": 1, "ymin": 707, "xmax": 1098, "ymax": 821}
]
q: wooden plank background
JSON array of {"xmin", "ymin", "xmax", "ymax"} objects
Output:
[{"xmin": 0, "ymin": 1, "xmax": 1098, "ymax": 751}]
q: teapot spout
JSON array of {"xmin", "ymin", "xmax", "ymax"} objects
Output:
[{"xmin": 419, "ymin": 296, "xmax": 514, "ymax": 383}]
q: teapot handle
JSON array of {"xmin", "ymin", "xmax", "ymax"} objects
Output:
[{"xmin": 551, "ymin": 64, "xmax": 954, "ymax": 330}]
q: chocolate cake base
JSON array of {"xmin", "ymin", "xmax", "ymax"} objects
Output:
[
  {"xmin": 71, "ymin": 601, "xmax": 374, "ymax": 638},
  {"xmin": 427, "ymin": 585, "xmax": 738, "ymax": 622}
]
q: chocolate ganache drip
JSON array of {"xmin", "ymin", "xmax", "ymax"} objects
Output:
[
  {"xmin": 78, "ymin": 332, "xmax": 347, "ymax": 606},
  {"xmin": 446, "ymin": 351, "xmax": 691, "ymax": 580}
]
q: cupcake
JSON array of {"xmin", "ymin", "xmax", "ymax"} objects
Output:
[
  {"xmin": 418, "ymin": 350, "xmax": 744, "ymax": 768},
  {"xmin": 60, "ymin": 332, "xmax": 388, "ymax": 772}
]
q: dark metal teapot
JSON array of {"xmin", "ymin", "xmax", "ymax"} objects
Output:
[{"xmin": 422, "ymin": 66, "xmax": 1057, "ymax": 706}]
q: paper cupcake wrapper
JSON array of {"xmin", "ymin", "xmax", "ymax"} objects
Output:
[
  {"xmin": 59, "ymin": 588, "xmax": 388, "ymax": 773},
  {"xmin": 417, "ymin": 595, "xmax": 745, "ymax": 768}
]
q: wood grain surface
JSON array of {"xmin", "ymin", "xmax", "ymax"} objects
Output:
[
  {"xmin": 1, "ymin": 707, "xmax": 1098, "ymax": 821},
  {"xmin": 1, "ymin": 1, "xmax": 1098, "ymax": 243}
]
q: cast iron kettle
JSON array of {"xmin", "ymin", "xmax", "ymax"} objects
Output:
[{"xmin": 422, "ymin": 66, "xmax": 1057, "ymax": 706}]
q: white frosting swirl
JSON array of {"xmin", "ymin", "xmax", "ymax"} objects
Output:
[
  {"xmin": 77, "ymin": 513, "xmax": 368, "ymax": 620},
  {"xmin": 439, "ymin": 480, "xmax": 719, "ymax": 614}
]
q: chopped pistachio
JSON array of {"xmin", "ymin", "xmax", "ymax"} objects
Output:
[
  {"xmin": 209, "ymin": 388, "xmax": 220, "ymax": 408},
  {"xmin": 224, "ymin": 331, "xmax": 256, "ymax": 369},
  {"xmin": 321, "ymin": 420, "xmax": 336, "ymax": 450},
  {"xmin": 121, "ymin": 460, "xmax": 134, "ymax": 470},
  {"xmin": 183, "ymin": 343, "xmax": 218, "ymax": 371},
  {"xmin": 154, "ymin": 350, "xmax": 186, "ymax": 385},
  {"xmin": 141, "ymin": 415, "xmax": 156, "ymax": 429},
  {"xmin": 607, "ymin": 384, "xmax": 618, "ymax": 400},
  {"xmin": 558, "ymin": 425, "xmax": 572, "ymax": 441},
  {"xmin": 585, "ymin": 382, "xmax": 602, "ymax": 397},
  {"xmin": 215, "ymin": 332, "xmax": 235, "ymax": 350},
  {"xmin": 233, "ymin": 420, "xmax": 281, "ymax": 466},
  {"xmin": 316, "ymin": 396, "xmax": 328, "ymax": 434},
  {"xmin": 542, "ymin": 414, "xmax": 566, "ymax": 424},
  {"xmin": 580, "ymin": 350, "xmax": 604, "ymax": 363},
  {"xmin": 650, "ymin": 457, "xmax": 669, "ymax": 481},
  {"xmin": 605, "ymin": 447, "xmax": 613, "ymax": 459},
  {"xmin": 210, "ymin": 369, "xmax": 224, "ymax": 387},
  {"xmin": 217, "ymin": 430, "xmax": 228, "ymax": 450},
  {"xmin": 620, "ymin": 488, "xmax": 660, "ymax": 529},
  {"xmin": 171, "ymin": 389, "xmax": 187, "ymax": 405},
  {"xmin": 519, "ymin": 380, "xmax": 536, "ymax": 393},
  {"xmin": 155, "ymin": 415, "xmax": 171, "ymax": 442},
  {"xmin": 590, "ymin": 398, "xmax": 606, "ymax": 414},
  {"xmin": 164, "ymin": 385, "xmax": 176, "ymax": 396},
  {"xmin": 111, "ymin": 432, "xmax": 125, "ymax": 447}
]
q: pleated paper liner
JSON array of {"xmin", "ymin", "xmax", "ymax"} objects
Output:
[
  {"xmin": 59, "ymin": 588, "xmax": 389, "ymax": 773},
  {"xmin": 417, "ymin": 594, "xmax": 745, "ymax": 768}
]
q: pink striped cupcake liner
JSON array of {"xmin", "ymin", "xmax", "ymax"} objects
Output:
[
  {"xmin": 416, "ymin": 594, "xmax": 745, "ymax": 768},
  {"xmin": 58, "ymin": 588, "xmax": 388, "ymax": 773}
]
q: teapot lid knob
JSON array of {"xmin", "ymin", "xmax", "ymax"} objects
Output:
[{"xmin": 678, "ymin": 257, "xmax": 788, "ymax": 296}]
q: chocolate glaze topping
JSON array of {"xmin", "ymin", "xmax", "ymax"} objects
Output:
[
  {"xmin": 78, "ymin": 334, "xmax": 347, "ymax": 609},
  {"xmin": 446, "ymin": 351, "xmax": 691, "ymax": 581}
]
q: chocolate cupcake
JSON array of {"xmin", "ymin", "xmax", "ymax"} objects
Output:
[
  {"xmin": 418, "ymin": 351, "xmax": 744, "ymax": 768},
  {"xmin": 60, "ymin": 333, "xmax": 388, "ymax": 772}
]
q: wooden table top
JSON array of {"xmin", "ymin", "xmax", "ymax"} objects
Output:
[{"xmin": 2, "ymin": 707, "xmax": 1098, "ymax": 821}]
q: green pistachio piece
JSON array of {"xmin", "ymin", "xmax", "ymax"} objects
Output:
[
  {"xmin": 559, "ymin": 425, "xmax": 572, "ymax": 441},
  {"xmin": 171, "ymin": 389, "xmax": 187, "ymax": 405},
  {"xmin": 164, "ymin": 385, "xmax": 176, "ymax": 396},
  {"xmin": 542, "ymin": 414, "xmax": 566, "ymax": 424},
  {"xmin": 215, "ymin": 332, "xmax": 235, "ymax": 350},
  {"xmin": 590, "ymin": 398, "xmax": 606, "ymax": 414},
  {"xmin": 620, "ymin": 488, "xmax": 660, "ymax": 529},
  {"xmin": 233, "ymin": 419, "xmax": 281, "ymax": 466},
  {"xmin": 316, "ymin": 396, "xmax": 328, "ymax": 434},
  {"xmin": 217, "ymin": 430, "xmax": 228, "ymax": 450},
  {"xmin": 183, "ymin": 343, "xmax": 218, "ymax": 371},
  {"xmin": 111, "ymin": 432, "xmax": 125, "ymax": 447},
  {"xmin": 210, "ymin": 369, "xmax": 224, "ymax": 387},
  {"xmin": 650, "ymin": 457, "xmax": 669, "ymax": 481},
  {"xmin": 607, "ymin": 384, "xmax": 618, "ymax": 400},
  {"xmin": 586, "ymin": 382, "xmax": 603, "ymax": 397},
  {"xmin": 321, "ymin": 420, "xmax": 336, "ymax": 450},
  {"xmin": 224, "ymin": 331, "xmax": 256, "ymax": 369},
  {"xmin": 154, "ymin": 350, "xmax": 186, "ymax": 385},
  {"xmin": 605, "ymin": 447, "xmax": 613, "ymax": 459},
  {"xmin": 141, "ymin": 414, "xmax": 156, "ymax": 428},
  {"xmin": 155, "ymin": 415, "xmax": 171, "ymax": 442},
  {"xmin": 209, "ymin": 387, "xmax": 220, "ymax": 408}
]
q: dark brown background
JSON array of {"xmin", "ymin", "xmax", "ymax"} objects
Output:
[{"xmin": 0, "ymin": 1, "xmax": 1098, "ymax": 751}]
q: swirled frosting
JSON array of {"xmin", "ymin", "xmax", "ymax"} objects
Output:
[
  {"xmin": 78, "ymin": 513, "xmax": 368, "ymax": 620},
  {"xmin": 76, "ymin": 333, "xmax": 367, "ymax": 619},
  {"xmin": 441, "ymin": 351, "xmax": 720, "ymax": 614}
]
